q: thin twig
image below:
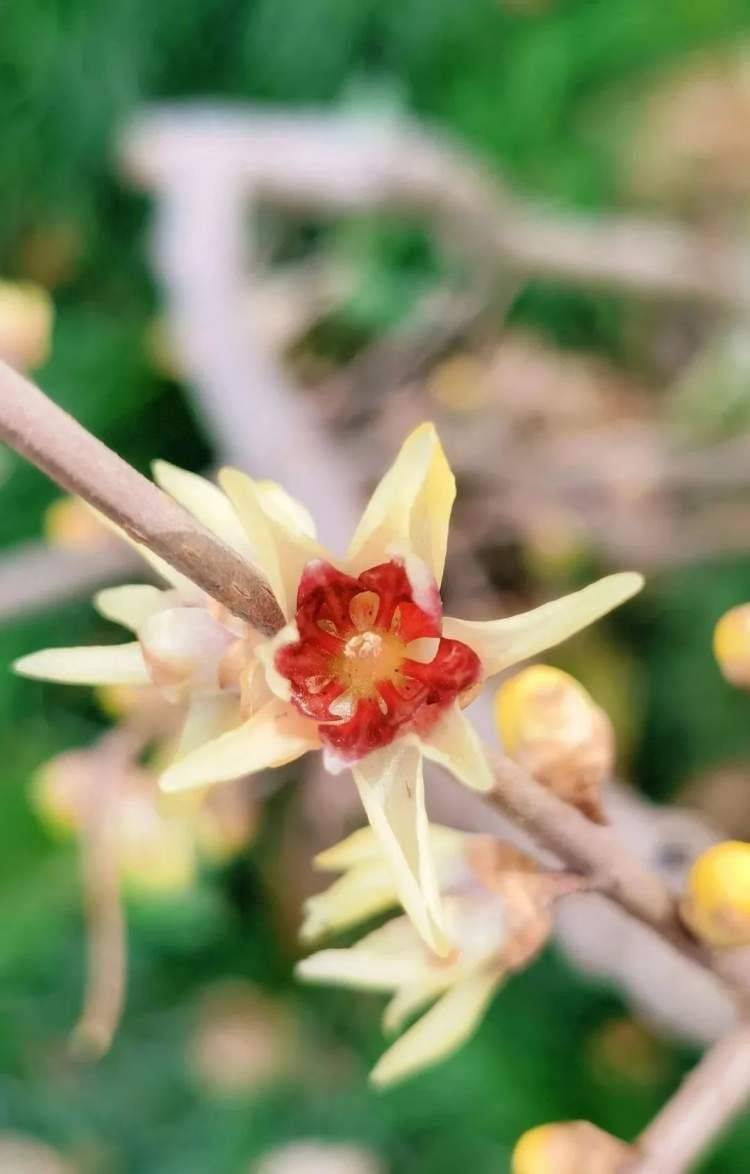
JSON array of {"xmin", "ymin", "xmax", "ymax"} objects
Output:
[
  {"xmin": 69, "ymin": 727, "xmax": 142, "ymax": 1059},
  {"xmin": 124, "ymin": 108, "xmax": 750, "ymax": 312},
  {"xmin": 628, "ymin": 1022, "xmax": 750, "ymax": 1173},
  {"xmin": 0, "ymin": 360, "xmax": 285, "ymax": 635},
  {"xmin": 486, "ymin": 753, "xmax": 750, "ymax": 1005},
  {"xmin": 0, "ymin": 540, "xmax": 141, "ymax": 622}
]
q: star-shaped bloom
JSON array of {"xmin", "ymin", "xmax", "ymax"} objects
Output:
[
  {"xmin": 298, "ymin": 824, "xmax": 584, "ymax": 1086},
  {"xmin": 16, "ymin": 425, "xmax": 641, "ymax": 953}
]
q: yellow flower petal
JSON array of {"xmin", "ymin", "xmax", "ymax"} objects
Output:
[
  {"xmin": 300, "ymin": 858, "xmax": 403, "ymax": 941},
  {"xmin": 370, "ymin": 967, "xmax": 501, "ymax": 1087},
  {"xmin": 345, "ymin": 423, "xmax": 455, "ymax": 584},
  {"xmin": 255, "ymin": 622, "xmax": 298, "ymax": 701},
  {"xmin": 382, "ymin": 970, "xmax": 457, "ymax": 1035},
  {"xmin": 219, "ymin": 468, "xmax": 326, "ymax": 617},
  {"xmin": 313, "ymin": 821, "xmax": 466, "ymax": 873},
  {"xmin": 296, "ymin": 948, "xmax": 421, "ymax": 993},
  {"xmin": 176, "ymin": 694, "xmax": 243, "ymax": 759},
  {"xmin": 298, "ymin": 916, "xmax": 428, "ymax": 991},
  {"xmin": 152, "ymin": 460, "xmax": 250, "ymax": 553},
  {"xmin": 420, "ymin": 703, "xmax": 494, "ymax": 792},
  {"xmin": 94, "ymin": 584, "xmax": 166, "ymax": 632},
  {"xmin": 160, "ymin": 699, "xmax": 318, "ymax": 792},
  {"xmin": 255, "ymin": 480, "xmax": 317, "ymax": 540},
  {"xmin": 442, "ymin": 573, "xmax": 643, "ymax": 678},
  {"xmin": 14, "ymin": 643, "xmax": 149, "ymax": 685},
  {"xmin": 353, "ymin": 741, "xmax": 450, "ymax": 956}
]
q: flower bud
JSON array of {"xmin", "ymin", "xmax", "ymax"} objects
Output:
[
  {"xmin": 31, "ymin": 751, "xmax": 91, "ymax": 836},
  {"xmin": 44, "ymin": 496, "xmax": 112, "ymax": 553},
  {"xmin": 495, "ymin": 666, "xmax": 613, "ymax": 823},
  {"xmin": 512, "ymin": 1122, "xmax": 634, "ymax": 1174},
  {"xmin": 0, "ymin": 280, "xmax": 53, "ymax": 369},
  {"xmin": 680, "ymin": 840, "xmax": 750, "ymax": 948},
  {"xmin": 714, "ymin": 605, "xmax": 750, "ymax": 688}
]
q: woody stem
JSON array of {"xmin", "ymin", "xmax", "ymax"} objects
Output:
[{"xmin": 0, "ymin": 360, "xmax": 285, "ymax": 635}]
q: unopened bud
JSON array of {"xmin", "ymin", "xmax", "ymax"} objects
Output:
[
  {"xmin": 681, "ymin": 840, "xmax": 750, "ymax": 948},
  {"xmin": 31, "ymin": 752, "xmax": 91, "ymax": 836},
  {"xmin": 0, "ymin": 280, "xmax": 53, "ymax": 369},
  {"xmin": 495, "ymin": 666, "xmax": 613, "ymax": 822},
  {"xmin": 512, "ymin": 1121, "xmax": 634, "ymax": 1174},
  {"xmin": 44, "ymin": 496, "xmax": 111, "ymax": 553},
  {"xmin": 714, "ymin": 605, "xmax": 750, "ymax": 688}
]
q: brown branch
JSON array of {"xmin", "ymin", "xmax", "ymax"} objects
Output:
[
  {"xmin": 628, "ymin": 1022, "xmax": 750, "ymax": 1173},
  {"xmin": 486, "ymin": 753, "xmax": 750, "ymax": 1005},
  {"xmin": 69, "ymin": 728, "xmax": 138, "ymax": 1059},
  {"xmin": 124, "ymin": 108, "xmax": 750, "ymax": 312},
  {"xmin": 0, "ymin": 360, "xmax": 285, "ymax": 635},
  {"xmin": 0, "ymin": 540, "xmax": 141, "ymax": 622}
]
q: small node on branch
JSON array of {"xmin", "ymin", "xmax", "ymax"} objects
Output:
[{"xmin": 494, "ymin": 665, "xmax": 613, "ymax": 824}]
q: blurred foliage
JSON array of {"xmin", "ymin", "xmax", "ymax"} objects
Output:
[{"xmin": 4, "ymin": 1, "xmax": 750, "ymax": 1170}]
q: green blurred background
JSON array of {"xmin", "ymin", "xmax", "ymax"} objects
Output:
[{"xmin": 3, "ymin": 1, "xmax": 750, "ymax": 1170}]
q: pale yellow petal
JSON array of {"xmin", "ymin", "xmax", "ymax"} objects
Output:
[
  {"xmin": 256, "ymin": 480, "xmax": 317, "ymax": 539},
  {"xmin": 139, "ymin": 605, "xmax": 235, "ymax": 691},
  {"xmin": 346, "ymin": 423, "xmax": 455, "ymax": 583},
  {"xmin": 300, "ymin": 858, "xmax": 401, "ymax": 941},
  {"xmin": 314, "ymin": 821, "xmax": 466, "ymax": 873},
  {"xmin": 382, "ymin": 971, "xmax": 457, "ymax": 1035},
  {"xmin": 14, "ymin": 643, "xmax": 150, "ymax": 686},
  {"xmin": 219, "ymin": 467, "xmax": 326, "ymax": 616},
  {"xmin": 296, "ymin": 948, "xmax": 420, "ymax": 993},
  {"xmin": 299, "ymin": 914, "xmax": 428, "ymax": 989},
  {"xmin": 255, "ymin": 622, "xmax": 298, "ymax": 701},
  {"xmin": 420, "ymin": 704, "xmax": 494, "ymax": 792},
  {"xmin": 94, "ymin": 584, "xmax": 166, "ymax": 632},
  {"xmin": 313, "ymin": 825, "xmax": 385, "ymax": 872},
  {"xmin": 152, "ymin": 459, "xmax": 250, "ymax": 553},
  {"xmin": 370, "ymin": 968, "xmax": 502, "ymax": 1087},
  {"xmin": 353, "ymin": 741, "xmax": 450, "ymax": 956},
  {"xmin": 176, "ymin": 693, "xmax": 243, "ymax": 759},
  {"xmin": 160, "ymin": 699, "xmax": 317, "ymax": 792},
  {"xmin": 442, "ymin": 572, "xmax": 644, "ymax": 678}
]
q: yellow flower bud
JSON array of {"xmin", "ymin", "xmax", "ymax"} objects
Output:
[
  {"xmin": 94, "ymin": 683, "xmax": 144, "ymax": 720},
  {"xmin": 495, "ymin": 665, "xmax": 613, "ymax": 822},
  {"xmin": 714, "ymin": 605, "xmax": 750, "ymax": 688},
  {"xmin": 427, "ymin": 353, "xmax": 489, "ymax": 412},
  {"xmin": 31, "ymin": 752, "xmax": 90, "ymax": 837},
  {"xmin": 44, "ymin": 496, "xmax": 111, "ymax": 554},
  {"xmin": 512, "ymin": 1121, "xmax": 634, "ymax": 1174},
  {"xmin": 0, "ymin": 280, "xmax": 53, "ymax": 370},
  {"xmin": 681, "ymin": 840, "xmax": 750, "ymax": 948}
]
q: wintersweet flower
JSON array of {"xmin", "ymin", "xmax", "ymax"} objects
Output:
[
  {"xmin": 297, "ymin": 824, "xmax": 585, "ymax": 1086},
  {"xmin": 33, "ymin": 749, "xmax": 256, "ymax": 896},
  {"xmin": 15, "ymin": 425, "xmax": 642, "ymax": 952}
]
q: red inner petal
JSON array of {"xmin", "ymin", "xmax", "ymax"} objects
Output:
[{"xmin": 276, "ymin": 558, "xmax": 480, "ymax": 763}]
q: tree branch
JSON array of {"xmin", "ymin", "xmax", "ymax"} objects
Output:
[
  {"xmin": 486, "ymin": 753, "xmax": 750, "ymax": 1006},
  {"xmin": 124, "ymin": 108, "xmax": 750, "ymax": 312},
  {"xmin": 0, "ymin": 360, "xmax": 285, "ymax": 635},
  {"xmin": 629, "ymin": 1023, "xmax": 750, "ymax": 1173}
]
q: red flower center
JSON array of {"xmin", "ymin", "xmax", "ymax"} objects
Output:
[{"xmin": 275, "ymin": 559, "xmax": 481, "ymax": 763}]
